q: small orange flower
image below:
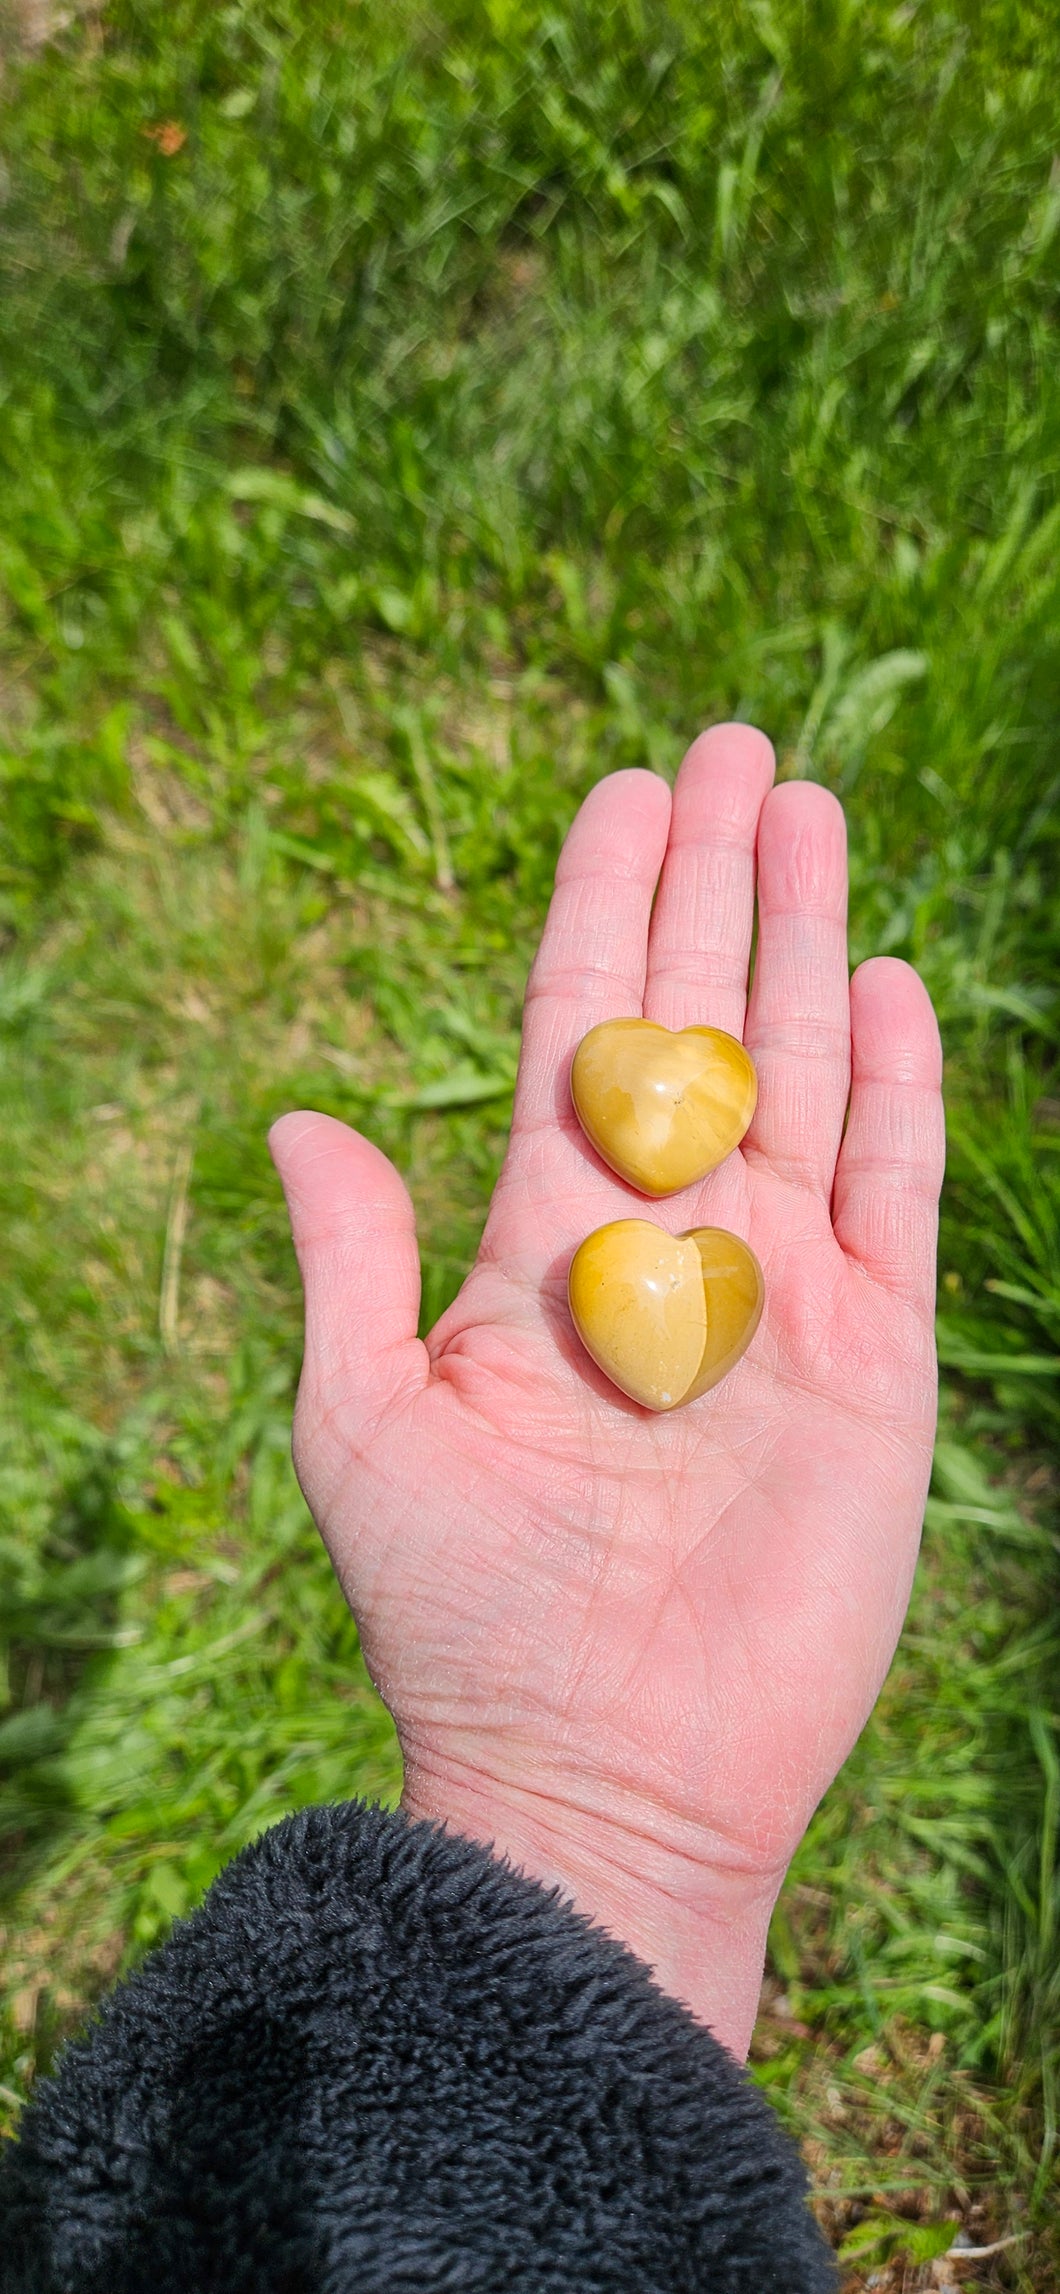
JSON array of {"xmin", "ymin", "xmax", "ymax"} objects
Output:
[{"xmin": 142, "ymin": 121, "xmax": 187, "ymax": 156}]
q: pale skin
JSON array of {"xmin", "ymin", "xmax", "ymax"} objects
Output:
[{"xmin": 269, "ymin": 723, "xmax": 945, "ymax": 2060}]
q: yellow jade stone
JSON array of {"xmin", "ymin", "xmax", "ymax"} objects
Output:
[
  {"xmin": 570, "ymin": 1020, "xmax": 757, "ymax": 1196},
  {"xmin": 568, "ymin": 1220, "xmax": 764, "ymax": 1412}
]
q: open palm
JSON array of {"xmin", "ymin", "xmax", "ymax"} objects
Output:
[{"xmin": 271, "ymin": 725, "xmax": 944, "ymax": 2054}]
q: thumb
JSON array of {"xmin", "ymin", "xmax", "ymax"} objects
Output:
[{"xmin": 269, "ymin": 1112, "xmax": 426, "ymax": 1434}]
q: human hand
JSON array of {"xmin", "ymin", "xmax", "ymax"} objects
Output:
[{"xmin": 270, "ymin": 725, "xmax": 944, "ymax": 2057}]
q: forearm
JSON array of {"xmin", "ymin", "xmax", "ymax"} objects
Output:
[
  {"xmin": 0, "ymin": 1800, "xmax": 835, "ymax": 2294},
  {"xmin": 401, "ymin": 1757, "xmax": 782, "ymax": 2060}
]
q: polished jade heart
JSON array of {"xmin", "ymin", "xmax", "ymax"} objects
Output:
[
  {"xmin": 568, "ymin": 1219, "xmax": 764, "ymax": 1411},
  {"xmin": 570, "ymin": 1020, "xmax": 757, "ymax": 1196}
]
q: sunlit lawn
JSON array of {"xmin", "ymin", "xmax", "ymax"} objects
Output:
[{"xmin": 1, "ymin": 4, "xmax": 1058, "ymax": 2284}]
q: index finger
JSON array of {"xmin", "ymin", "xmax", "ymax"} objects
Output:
[{"xmin": 512, "ymin": 770, "xmax": 671, "ymax": 1131}]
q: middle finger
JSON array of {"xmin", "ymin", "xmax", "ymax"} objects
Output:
[{"xmin": 643, "ymin": 723, "xmax": 775, "ymax": 1037}]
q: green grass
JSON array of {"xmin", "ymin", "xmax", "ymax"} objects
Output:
[{"xmin": 1, "ymin": 0, "xmax": 1058, "ymax": 2281}]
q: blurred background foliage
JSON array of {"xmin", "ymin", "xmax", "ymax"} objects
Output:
[{"xmin": 0, "ymin": 0, "xmax": 1057, "ymax": 2282}]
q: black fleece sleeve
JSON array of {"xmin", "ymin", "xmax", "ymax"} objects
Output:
[{"xmin": 0, "ymin": 1800, "xmax": 836, "ymax": 2293}]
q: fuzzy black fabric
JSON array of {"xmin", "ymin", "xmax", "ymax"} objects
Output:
[{"xmin": 0, "ymin": 1800, "xmax": 836, "ymax": 2292}]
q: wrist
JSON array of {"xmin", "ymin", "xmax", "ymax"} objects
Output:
[{"xmin": 400, "ymin": 1755, "xmax": 782, "ymax": 2060}]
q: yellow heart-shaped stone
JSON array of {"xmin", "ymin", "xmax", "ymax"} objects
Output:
[
  {"xmin": 568, "ymin": 1219, "xmax": 764, "ymax": 1411},
  {"xmin": 570, "ymin": 1020, "xmax": 757, "ymax": 1196}
]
